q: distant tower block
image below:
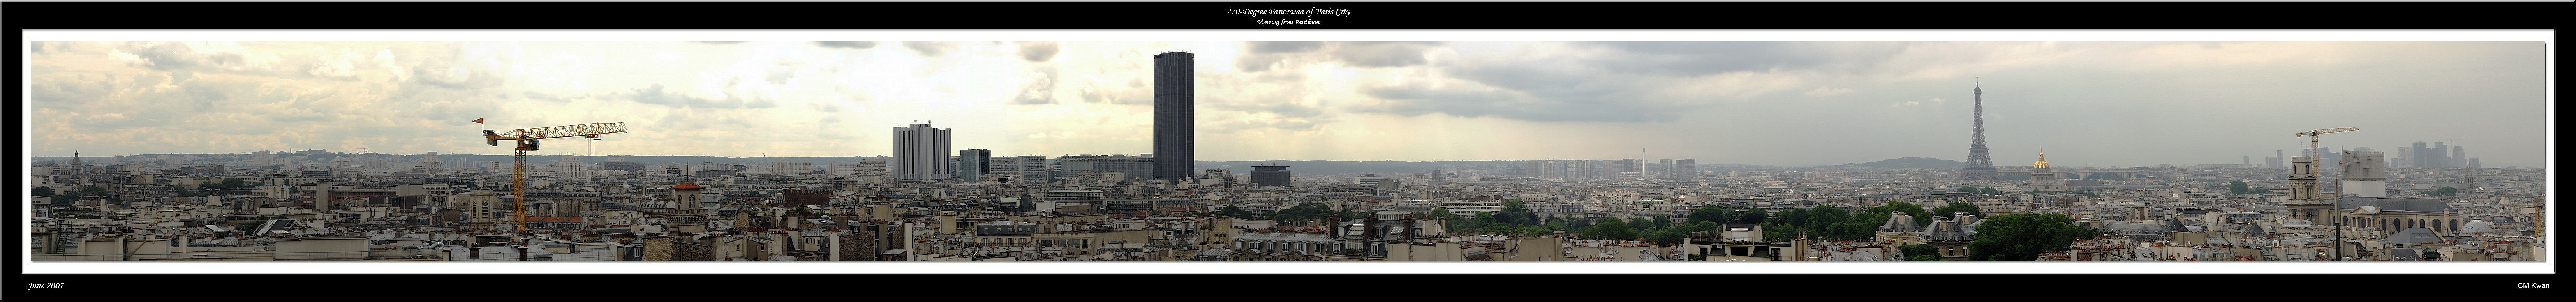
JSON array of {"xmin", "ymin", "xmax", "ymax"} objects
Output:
[
  {"xmin": 1153, "ymin": 51, "xmax": 1196, "ymax": 183},
  {"xmin": 1960, "ymin": 83, "xmax": 1999, "ymax": 181},
  {"xmin": 892, "ymin": 122, "xmax": 952, "ymax": 181},
  {"xmin": 2339, "ymin": 151, "xmax": 2386, "ymax": 198},
  {"xmin": 1251, "ymin": 165, "xmax": 1291, "ymax": 187}
]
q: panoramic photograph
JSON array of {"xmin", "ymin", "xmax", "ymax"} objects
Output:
[{"xmin": 21, "ymin": 39, "xmax": 2548, "ymax": 273}]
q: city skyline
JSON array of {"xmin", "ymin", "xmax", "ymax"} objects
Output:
[{"xmin": 25, "ymin": 40, "xmax": 2550, "ymax": 168}]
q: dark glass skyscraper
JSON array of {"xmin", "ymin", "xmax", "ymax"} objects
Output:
[
  {"xmin": 1251, "ymin": 165, "xmax": 1291, "ymax": 187},
  {"xmin": 1154, "ymin": 51, "xmax": 1194, "ymax": 182}
]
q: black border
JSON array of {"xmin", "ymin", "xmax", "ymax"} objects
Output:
[{"xmin": 7, "ymin": 0, "xmax": 2560, "ymax": 297}]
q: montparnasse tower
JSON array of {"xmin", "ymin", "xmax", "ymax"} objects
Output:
[{"xmin": 1961, "ymin": 82, "xmax": 1999, "ymax": 181}]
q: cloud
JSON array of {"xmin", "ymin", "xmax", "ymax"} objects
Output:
[
  {"xmin": 1891, "ymin": 98, "xmax": 1945, "ymax": 109},
  {"xmin": 1329, "ymin": 41, "xmax": 1443, "ymax": 67},
  {"xmin": 525, "ymin": 91, "xmax": 573, "ymax": 103},
  {"xmin": 407, "ymin": 56, "xmax": 505, "ymax": 90},
  {"xmin": 1017, "ymin": 41, "xmax": 1059, "ymax": 62},
  {"xmin": 1247, "ymin": 41, "xmax": 1325, "ymax": 53},
  {"xmin": 1013, "ymin": 69, "xmax": 1056, "ymax": 105},
  {"xmin": 814, "ymin": 41, "xmax": 877, "ymax": 49},
  {"xmin": 1342, "ymin": 41, "xmax": 1868, "ymax": 123},
  {"xmin": 904, "ymin": 41, "xmax": 957, "ymax": 57},
  {"xmin": 1581, "ymin": 41, "xmax": 1907, "ymax": 76},
  {"xmin": 618, "ymin": 84, "xmax": 777, "ymax": 109},
  {"xmin": 1237, "ymin": 41, "xmax": 1443, "ymax": 72},
  {"xmin": 1077, "ymin": 76, "xmax": 1149, "ymax": 105},
  {"xmin": 1803, "ymin": 86, "xmax": 1856, "ymax": 97},
  {"xmin": 1357, "ymin": 81, "xmax": 1679, "ymax": 122}
]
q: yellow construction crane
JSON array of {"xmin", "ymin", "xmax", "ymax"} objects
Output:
[
  {"xmin": 2296, "ymin": 127, "xmax": 2359, "ymax": 153},
  {"xmin": 482, "ymin": 122, "xmax": 628, "ymax": 235}
]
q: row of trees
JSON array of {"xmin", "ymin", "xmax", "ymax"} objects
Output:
[
  {"xmin": 1213, "ymin": 203, "xmax": 1367, "ymax": 224},
  {"xmin": 1219, "ymin": 199, "xmax": 2097, "ymax": 261},
  {"xmin": 1756, "ymin": 201, "xmax": 1984, "ymax": 242},
  {"xmin": 1956, "ymin": 186, "xmax": 2004, "ymax": 195}
]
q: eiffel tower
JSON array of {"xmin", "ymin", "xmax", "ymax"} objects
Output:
[{"xmin": 1961, "ymin": 83, "xmax": 1999, "ymax": 181}]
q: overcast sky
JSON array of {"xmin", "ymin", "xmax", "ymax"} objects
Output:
[{"xmin": 23, "ymin": 40, "xmax": 2550, "ymax": 168}]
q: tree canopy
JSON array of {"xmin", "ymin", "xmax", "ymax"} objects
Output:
[
  {"xmin": 2425, "ymin": 187, "xmax": 2458, "ymax": 196},
  {"xmin": 1933, "ymin": 202, "xmax": 1983, "ymax": 220},
  {"xmin": 1217, "ymin": 205, "xmax": 1254, "ymax": 220},
  {"xmin": 2227, "ymin": 180, "xmax": 2271, "ymax": 194},
  {"xmin": 1965, "ymin": 213, "xmax": 2097, "ymax": 261},
  {"xmin": 1687, "ymin": 205, "xmax": 1735, "ymax": 225},
  {"xmin": 1897, "ymin": 244, "xmax": 1940, "ymax": 260},
  {"xmin": 1583, "ymin": 218, "xmax": 1638, "ymax": 240}
]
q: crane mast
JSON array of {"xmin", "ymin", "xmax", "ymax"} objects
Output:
[{"xmin": 483, "ymin": 122, "xmax": 628, "ymax": 235}]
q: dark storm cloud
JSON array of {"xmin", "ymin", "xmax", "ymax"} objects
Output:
[
  {"xmin": 619, "ymin": 84, "xmax": 778, "ymax": 109},
  {"xmin": 814, "ymin": 41, "xmax": 878, "ymax": 49},
  {"xmin": 1018, "ymin": 41, "xmax": 1059, "ymax": 62},
  {"xmin": 904, "ymin": 41, "xmax": 957, "ymax": 57}
]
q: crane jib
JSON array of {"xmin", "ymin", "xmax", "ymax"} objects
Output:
[{"xmin": 509, "ymin": 122, "xmax": 628, "ymax": 140}]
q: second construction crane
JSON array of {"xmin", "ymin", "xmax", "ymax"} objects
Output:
[{"xmin": 483, "ymin": 122, "xmax": 628, "ymax": 235}]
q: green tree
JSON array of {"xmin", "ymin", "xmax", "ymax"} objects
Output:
[
  {"xmin": 1966, "ymin": 213, "xmax": 2094, "ymax": 261},
  {"xmin": 1872, "ymin": 201, "xmax": 1934, "ymax": 227},
  {"xmin": 1897, "ymin": 244, "xmax": 1940, "ymax": 260},
  {"xmin": 1498, "ymin": 199, "xmax": 1535, "ymax": 226},
  {"xmin": 1687, "ymin": 205, "xmax": 1734, "ymax": 225},
  {"xmin": 1584, "ymin": 218, "xmax": 1637, "ymax": 240},
  {"xmin": 2426, "ymin": 187, "xmax": 2458, "ymax": 196},
  {"xmin": 2228, "ymin": 180, "xmax": 2252, "ymax": 194},
  {"xmin": 34, "ymin": 186, "xmax": 54, "ymax": 197},
  {"xmin": 1775, "ymin": 208, "xmax": 1811, "ymax": 228},
  {"xmin": 1909, "ymin": 255, "xmax": 1940, "ymax": 261},
  {"xmin": 1426, "ymin": 207, "xmax": 1461, "ymax": 228},
  {"xmin": 1651, "ymin": 216, "xmax": 1672, "ymax": 229},
  {"xmin": 1806, "ymin": 205, "xmax": 1850, "ymax": 228},
  {"xmin": 1737, "ymin": 210, "xmax": 1767, "ymax": 224},
  {"xmin": 1631, "ymin": 217, "xmax": 1658, "ymax": 231},
  {"xmin": 1933, "ymin": 202, "xmax": 1983, "ymax": 220},
  {"xmin": 1218, "ymin": 205, "xmax": 1254, "ymax": 219}
]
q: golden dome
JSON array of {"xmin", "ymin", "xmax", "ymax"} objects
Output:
[{"xmin": 2033, "ymin": 150, "xmax": 2050, "ymax": 168}]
